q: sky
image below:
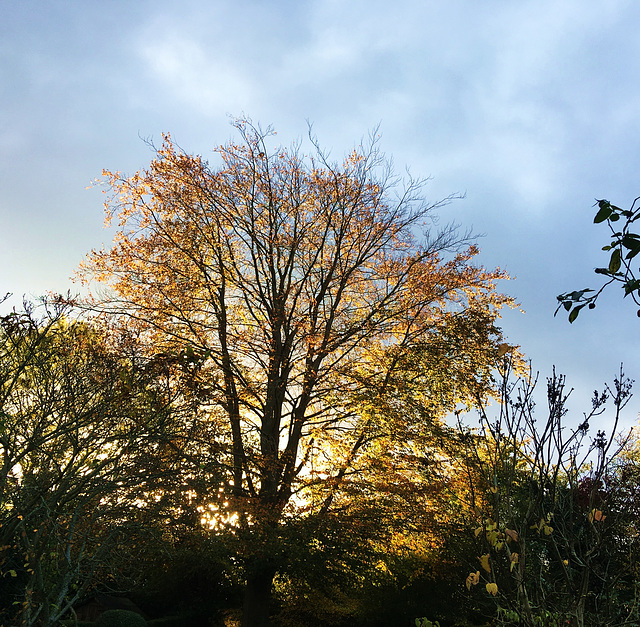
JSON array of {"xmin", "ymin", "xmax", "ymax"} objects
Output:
[{"xmin": 1, "ymin": 0, "xmax": 639, "ymax": 430}]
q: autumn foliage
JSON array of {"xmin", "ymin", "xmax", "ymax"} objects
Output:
[
  {"xmin": 6, "ymin": 121, "xmax": 638, "ymax": 627},
  {"xmin": 77, "ymin": 119, "xmax": 512, "ymax": 626}
]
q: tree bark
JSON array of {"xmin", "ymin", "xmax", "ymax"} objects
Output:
[{"xmin": 241, "ymin": 562, "xmax": 276, "ymax": 627}]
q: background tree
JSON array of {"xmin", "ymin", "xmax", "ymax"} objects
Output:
[
  {"xmin": 557, "ymin": 197, "xmax": 640, "ymax": 321},
  {"xmin": 78, "ymin": 119, "xmax": 513, "ymax": 627},
  {"xmin": 0, "ymin": 300, "xmax": 196, "ymax": 626}
]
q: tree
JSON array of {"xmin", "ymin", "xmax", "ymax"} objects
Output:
[
  {"xmin": 556, "ymin": 198, "xmax": 640, "ymax": 322},
  {"xmin": 0, "ymin": 300, "xmax": 191, "ymax": 626},
  {"xmin": 78, "ymin": 118, "xmax": 513, "ymax": 627},
  {"xmin": 268, "ymin": 310, "xmax": 513, "ymax": 627},
  {"xmin": 457, "ymin": 357, "xmax": 636, "ymax": 627}
]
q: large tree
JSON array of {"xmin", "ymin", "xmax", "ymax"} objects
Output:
[{"xmin": 79, "ymin": 119, "xmax": 512, "ymax": 626}]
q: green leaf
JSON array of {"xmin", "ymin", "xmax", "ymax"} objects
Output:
[
  {"xmin": 624, "ymin": 280, "xmax": 640, "ymax": 296},
  {"xmin": 567, "ymin": 289, "xmax": 593, "ymax": 301},
  {"xmin": 569, "ymin": 305, "xmax": 584, "ymax": 323},
  {"xmin": 609, "ymin": 248, "xmax": 622, "ymax": 273},
  {"xmin": 621, "ymin": 235, "xmax": 640, "ymax": 260},
  {"xmin": 626, "ymin": 244, "xmax": 640, "ymax": 261},
  {"xmin": 594, "ymin": 201, "xmax": 613, "ymax": 223}
]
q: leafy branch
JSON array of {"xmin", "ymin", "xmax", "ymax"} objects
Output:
[{"xmin": 556, "ymin": 197, "xmax": 640, "ymax": 322}]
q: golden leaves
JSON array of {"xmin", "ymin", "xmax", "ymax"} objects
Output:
[
  {"xmin": 77, "ymin": 121, "xmax": 515, "ymax": 532},
  {"xmin": 466, "ymin": 568, "xmax": 498, "ymax": 597},
  {"xmin": 475, "ymin": 518, "xmax": 518, "ymax": 551},
  {"xmin": 530, "ymin": 514, "xmax": 553, "ymax": 535}
]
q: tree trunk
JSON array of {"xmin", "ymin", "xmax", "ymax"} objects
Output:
[{"xmin": 241, "ymin": 563, "xmax": 276, "ymax": 627}]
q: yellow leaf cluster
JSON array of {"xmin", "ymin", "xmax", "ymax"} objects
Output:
[{"xmin": 530, "ymin": 514, "xmax": 553, "ymax": 535}]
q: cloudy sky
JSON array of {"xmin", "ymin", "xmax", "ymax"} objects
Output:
[{"xmin": 2, "ymin": 0, "xmax": 639, "ymax": 427}]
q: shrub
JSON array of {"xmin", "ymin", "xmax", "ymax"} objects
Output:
[{"xmin": 95, "ymin": 609, "xmax": 148, "ymax": 627}]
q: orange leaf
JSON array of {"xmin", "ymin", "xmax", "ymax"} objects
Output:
[{"xmin": 505, "ymin": 528, "xmax": 518, "ymax": 542}]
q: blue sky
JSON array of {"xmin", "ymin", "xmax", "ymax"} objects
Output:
[{"xmin": 2, "ymin": 0, "xmax": 639, "ymax": 427}]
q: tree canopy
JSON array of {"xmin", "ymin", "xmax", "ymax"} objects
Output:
[{"xmin": 78, "ymin": 119, "xmax": 513, "ymax": 626}]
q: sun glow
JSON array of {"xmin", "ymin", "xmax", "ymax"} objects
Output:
[{"xmin": 199, "ymin": 501, "xmax": 240, "ymax": 530}]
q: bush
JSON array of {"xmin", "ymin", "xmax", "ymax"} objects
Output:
[{"xmin": 95, "ymin": 609, "xmax": 148, "ymax": 627}]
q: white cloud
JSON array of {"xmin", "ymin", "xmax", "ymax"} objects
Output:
[{"xmin": 138, "ymin": 33, "xmax": 255, "ymax": 116}]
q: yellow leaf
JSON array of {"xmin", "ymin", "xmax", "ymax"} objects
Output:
[
  {"xmin": 530, "ymin": 518, "xmax": 544, "ymax": 532},
  {"xmin": 510, "ymin": 553, "xmax": 519, "ymax": 572},
  {"xmin": 563, "ymin": 559, "xmax": 569, "ymax": 566},
  {"xmin": 490, "ymin": 486, "xmax": 498, "ymax": 493},
  {"xmin": 478, "ymin": 553, "xmax": 491, "ymax": 573},
  {"xmin": 465, "ymin": 571, "xmax": 480, "ymax": 590},
  {"xmin": 486, "ymin": 530, "xmax": 499, "ymax": 545},
  {"xmin": 474, "ymin": 526, "xmax": 483, "ymax": 538},
  {"xmin": 486, "ymin": 582, "xmax": 499, "ymax": 596}
]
